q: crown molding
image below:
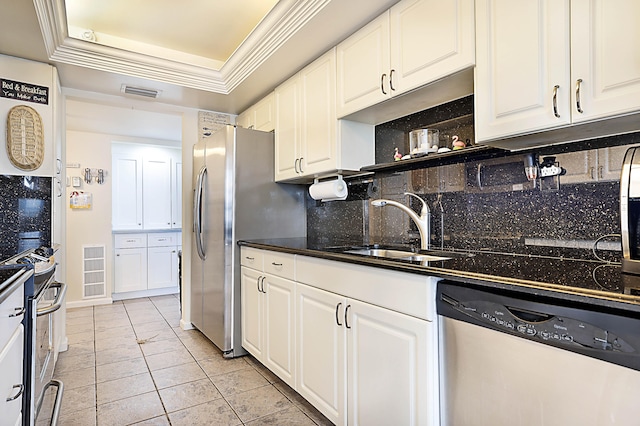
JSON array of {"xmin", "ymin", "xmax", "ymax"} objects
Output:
[{"xmin": 32, "ymin": 0, "xmax": 330, "ymax": 95}]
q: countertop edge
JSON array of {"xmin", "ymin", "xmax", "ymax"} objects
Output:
[{"xmin": 238, "ymin": 240, "xmax": 640, "ymax": 315}]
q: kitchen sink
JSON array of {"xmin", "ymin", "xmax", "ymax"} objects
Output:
[{"xmin": 343, "ymin": 248, "xmax": 451, "ymax": 262}]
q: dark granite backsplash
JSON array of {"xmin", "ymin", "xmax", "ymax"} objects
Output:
[{"xmin": 307, "ymin": 97, "xmax": 636, "ymax": 258}]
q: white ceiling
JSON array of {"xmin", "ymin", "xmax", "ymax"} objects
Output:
[{"xmin": 0, "ymin": 0, "xmax": 399, "ymax": 116}]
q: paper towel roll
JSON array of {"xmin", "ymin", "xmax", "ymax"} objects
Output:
[{"xmin": 309, "ymin": 177, "xmax": 348, "ymax": 201}]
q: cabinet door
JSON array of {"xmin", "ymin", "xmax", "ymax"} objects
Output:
[
  {"xmin": 347, "ymin": 299, "xmax": 432, "ymax": 426},
  {"xmin": 263, "ymin": 274, "xmax": 296, "ymax": 388},
  {"xmin": 143, "ymin": 156, "xmax": 172, "ymax": 230},
  {"xmin": 389, "ymin": 0, "xmax": 475, "ymax": 94},
  {"xmin": 254, "ymin": 92, "xmax": 275, "ymax": 132},
  {"xmin": 300, "ymin": 49, "xmax": 337, "ymax": 176},
  {"xmin": 240, "ymin": 267, "xmax": 264, "ymax": 359},
  {"xmin": 297, "ymin": 284, "xmax": 346, "ymax": 426},
  {"xmin": 236, "ymin": 109, "xmax": 254, "ymax": 129},
  {"xmin": 475, "ymin": 0, "xmax": 571, "ymax": 142},
  {"xmin": 112, "ymin": 153, "xmax": 143, "ymax": 230},
  {"xmin": 336, "ymin": 12, "xmax": 390, "ymax": 118},
  {"xmin": 275, "ymin": 76, "xmax": 301, "ymax": 181},
  {"xmin": 0, "ymin": 325, "xmax": 24, "ymax": 426},
  {"xmin": 114, "ymin": 248, "xmax": 147, "ymax": 293},
  {"xmin": 171, "ymin": 157, "xmax": 182, "ymax": 229},
  {"xmin": 570, "ymin": 0, "xmax": 640, "ymax": 123},
  {"xmin": 147, "ymin": 246, "xmax": 178, "ymax": 289}
]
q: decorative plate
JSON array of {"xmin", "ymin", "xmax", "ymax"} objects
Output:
[{"xmin": 6, "ymin": 105, "xmax": 44, "ymax": 171}]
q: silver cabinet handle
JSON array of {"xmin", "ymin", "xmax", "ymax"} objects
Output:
[
  {"xmin": 552, "ymin": 85, "xmax": 560, "ymax": 118},
  {"xmin": 476, "ymin": 164, "xmax": 484, "ymax": 190},
  {"xmin": 271, "ymin": 262, "xmax": 283, "ymax": 267},
  {"xmin": 260, "ymin": 277, "xmax": 266, "ymax": 293},
  {"xmin": 590, "ymin": 167, "xmax": 596, "ymax": 180},
  {"xmin": 598, "ymin": 165, "xmax": 604, "ymax": 179},
  {"xmin": 299, "ymin": 158, "xmax": 304, "ymax": 174},
  {"xmin": 256, "ymin": 276, "xmax": 261, "ymax": 292},
  {"xmin": 245, "ymin": 256, "xmax": 255, "ymax": 261},
  {"xmin": 294, "ymin": 158, "xmax": 300, "ymax": 174},
  {"xmin": 335, "ymin": 302, "xmax": 343, "ymax": 326},
  {"xmin": 576, "ymin": 79, "xmax": 584, "ymax": 113},
  {"xmin": 389, "ymin": 69, "xmax": 396, "ymax": 91},
  {"xmin": 345, "ymin": 304, "xmax": 352, "ymax": 329},
  {"xmin": 381, "ymin": 73, "xmax": 387, "ymax": 95},
  {"xmin": 6, "ymin": 384, "xmax": 23, "ymax": 402},
  {"xmin": 9, "ymin": 307, "xmax": 25, "ymax": 318}
]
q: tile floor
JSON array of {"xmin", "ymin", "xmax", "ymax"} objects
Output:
[{"xmin": 48, "ymin": 294, "xmax": 333, "ymax": 425}]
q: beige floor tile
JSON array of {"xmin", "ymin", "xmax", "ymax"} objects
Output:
[
  {"xmin": 245, "ymin": 406, "xmax": 317, "ymax": 426},
  {"xmin": 94, "ymin": 333, "xmax": 140, "ymax": 353},
  {"xmin": 59, "ymin": 384, "xmax": 96, "ymax": 415},
  {"xmin": 245, "ymin": 356, "xmax": 281, "ymax": 384},
  {"xmin": 66, "ymin": 321, "xmax": 94, "ymax": 335},
  {"xmin": 96, "ymin": 357, "xmax": 149, "ymax": 383},
  {"xmin": 94, "ymin": 316, "xmax": 132, "ymax": 330},
  {"xmin": 54, "ymin": 366, "xmax": 95, "ymax": 391},
  {"xmin": 55, "ymin": 352, "xmax": 95, "ymax": 374},
  {"xmin": 133, "ymin": 320, "xmax": 173, "ymax": 335},
  {"xmin": 180, "ymin": 336, "xmax": 222, "ymax": 361},
  {"xmin": 139, "ymin": 336, "xmax": 183, "ymax": 357},
  {"xmin": 66, "ymin": 330, "xmax": 94, "ymax": 345},
  {"xmin": 144, "ymin": 347, "xmax": 194, "ymax": 372},
  {"xmin": 94, "ymin": 324, "xmax": 136, "ymax": 341},
  {"xmin": 226, "ymin": 385, "xmax": 293, "ymax": 423},
  {"xmin": 150, "ymin": 361, "xmax": 207, "ymax": 389},
  {"xmin": 198, "ymin": 355, "xmax": 249, "ymax": 377},
  {"xmin": 57, "ymin": 406, "xmax": 97, "ymax": 426},
  {"xmin": 66, "ymin": 307, "xmax": 94, "ymax": 319},
  {"xmin": 210, "ymin": 367, "xmax": 270, "ymax": 397},
  {"xmin": 167, "ymin": 399, "xmax": 242, "ymax": 426},
  {"xmin": 97, "ymin": 391, "xmax": 165, "ymax": 426},
  {"xmin": 158, "ymin": 378, "xmax": 222, "ymax": 413},
  {"xmin": 95, "ymin": 344, "xmax": 143, "ymax": 366},
  {"xmin": 62, "ymin": 340, "xmax": 95, "ymax": 358},
  {"xmin": 97, "ymin": 372, "xmax": 156, "ymax": 405},
  {"xmin": 130, "ymin": 415, "xmax": 171, "ymax": 425},
  {"xmin": 135, "ymin": 327, "xmax": 176, "ymax": 343}
]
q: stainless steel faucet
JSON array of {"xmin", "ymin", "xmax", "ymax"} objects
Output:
[{"xmin": 371, "ymin": 192, "xmax": 431, "ymax": 250}]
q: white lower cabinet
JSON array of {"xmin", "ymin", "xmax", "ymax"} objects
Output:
[
  {"xmin": 241, "ymin": 247, "xmax": 440, "ymax": 426},
  {"xmin": 240, "ymin": 250, "xmax": 296, "ymax": 388},
  {"xmin": 114, "ymin": 232, "xmax": 180, "ymax": 295}
]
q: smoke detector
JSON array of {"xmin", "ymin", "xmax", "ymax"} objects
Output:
[{"xmin": 120, "ymin": 84, "xmax": 161, "ymax": 99}]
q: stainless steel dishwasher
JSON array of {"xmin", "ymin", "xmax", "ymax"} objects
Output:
[{"xmin": 437, "ymin": 280, "xmax": 640, "ymax": 426}]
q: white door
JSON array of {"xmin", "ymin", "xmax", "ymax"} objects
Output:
[
  {"xmin": 147, "ymin": 246, "xmax": 178, "ymax": 289},
  {"xmin": 263, "ymin": 274, "xmax": 296, "ymax": 388},
  {"xmin": 143, "ymin": 156, "xmax": 172, "ymax": 230},
  {"xmin": 275, "ymin": 76, "xmax": 301, "ymax": 181},
  {"xmin": 474, "ymin": 0, "xmax": 571, "ymax": 142},
  {"xmin": 389, "ymin": 0, "xmax": 475, "ymax": 94},
  {"xmin": 570, "ymin": 0, "xmax": 640, "ymax": 124},
  {"xmin": 112, "ymin": 153, "xmax": 143, "ymax": 230},
  {"xmin": 347, "ymin": 299, "xmax": 432, "ymax": 426},
  {"xmin": 114, "ymin": 248, "xmax": 147, "ymax": 293},
  {"xmin": 296, "ymin": 284, "xmax": 346, "ymax": 426},
  {"xmin": 300, "ymin": 49, "xmax": 337, "ymax": 176},
  {"xmin": 240, "ymin": 267, "xmax": 264, "ymax": 359},
  {"xmin": 336, "ymin": 12, "xmax": 391, "ymax": 118}
]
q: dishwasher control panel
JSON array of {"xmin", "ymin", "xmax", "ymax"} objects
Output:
[{"xmin": 437, "ymin": 281, "xmax": 640, "ymax": 371}]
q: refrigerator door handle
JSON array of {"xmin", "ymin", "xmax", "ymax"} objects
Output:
[{"xmin": 194, "ymin": 166, "xmax": 207, "ymax": 260}]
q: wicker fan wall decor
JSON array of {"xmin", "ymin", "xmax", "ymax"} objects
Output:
[{"xmin": 6, "ymin": 105, "xmax": 44, "ymax": 171}]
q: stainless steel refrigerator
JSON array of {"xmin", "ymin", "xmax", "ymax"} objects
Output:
[{"xmin": 191, "ymin": 125, "xmax": 306, "ymax": 357}]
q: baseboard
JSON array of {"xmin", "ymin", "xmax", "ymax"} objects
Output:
[
  {"xmin": 112, "ymin": 287, "xmax": 179, "ymax": 301},
  {"xmin": 180, "ymin": 318, "xmax": 194, "ymax": 330},
  {"xmin": 66, "ymin": 297, "xmax": 114, "ymax": 309}
]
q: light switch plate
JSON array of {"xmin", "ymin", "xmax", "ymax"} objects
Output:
[{"xmin": 72, "ymin": 176, "xmax": 82, "ymax": 187}]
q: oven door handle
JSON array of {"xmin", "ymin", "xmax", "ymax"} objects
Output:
[
  {"xmin": 37, "ymin": 282, "xmax": 67, "ymax": 317},
  {"xmin": 36, "ymin": 379, "xmax": 64, "ymax": 426}
]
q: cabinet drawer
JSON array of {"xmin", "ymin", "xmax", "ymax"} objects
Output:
[
  {"xmin": 148, "ymin": 232, "xmax": 180, "ymax": 247},
  {"xmin": 241, "ymin": 247, "xmax": 264, "ymax": 270},
  {"xmin": 263, "ymin": 251, "xmax": 295, "ymax": 280},
  {"xmin": 0, "ymin": 282, "xmax": 24, "ymax": 350},
  {"xmin": 114, "ymin": 233, "xmax": 147, "ymax": 249}
]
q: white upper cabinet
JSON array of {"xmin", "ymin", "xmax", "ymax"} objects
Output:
[
  {"xmin": 237, "ymin": 92, "xmax": 275, "ymax": 132},
  {"xmin": 337, "ymin": 0, "xmax": 475, "ymax": 118},
  {"xmin": 112, "ymin": 144, "xmax": 181, "ymax": 231},
  {"xmin": 475, "ymin": 0, "xmax": 640, "ymax": 145},
  {"xmin": 275, "ymin": 48, "xmax": 374, "ymax": 182}
]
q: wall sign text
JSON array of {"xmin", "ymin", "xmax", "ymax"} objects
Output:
[{"xmin": 1, "ymin": 78, "xmax": 49, "ymax": 105}]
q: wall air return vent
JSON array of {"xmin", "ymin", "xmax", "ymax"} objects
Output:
[
  {"xmin": 121, "ymin": 84, "xmax": 161, "ymax": 99},
  {"xmin": 83, "ymin": 244, "xmax": 106, "ymax": 298}
]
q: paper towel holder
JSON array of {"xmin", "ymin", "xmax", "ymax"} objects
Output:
[{"xmin": 309, "ymin": 175, "xmax": 348, "ymax": 202}]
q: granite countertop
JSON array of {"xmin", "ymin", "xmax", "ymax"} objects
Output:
[{"xmin": 238, "ymin": 238, "xmax": 640, "ymax": 314}]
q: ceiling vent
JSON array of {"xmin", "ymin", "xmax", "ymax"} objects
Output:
[{"xmin": 121, "ymin": 84, "xmax": 161, "ymax": 99}]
